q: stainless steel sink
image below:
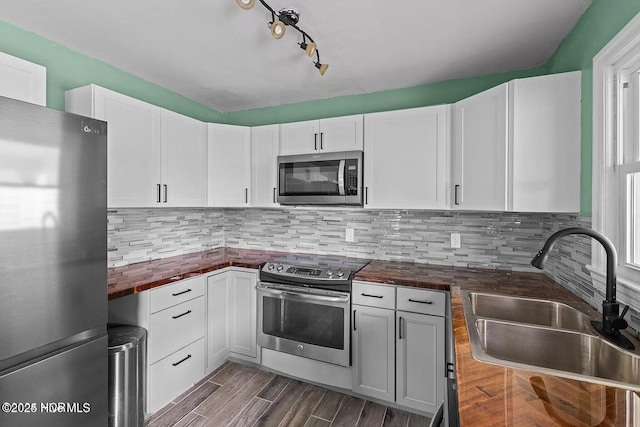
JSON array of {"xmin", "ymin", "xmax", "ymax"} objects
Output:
[
  {"xmin": 468, "ymin": 292, "xmax": 592, "ymax": 333},
  {"xmin": 462, "ymin": 291, "xmax": 640, "ymax": 391}
]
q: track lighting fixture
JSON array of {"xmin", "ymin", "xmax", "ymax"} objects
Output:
[{"xmin": 237, "ymin": 0, "xmax": 329, "ymax": 76}]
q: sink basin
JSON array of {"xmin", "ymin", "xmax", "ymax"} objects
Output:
[
  {"xmin": 468, "ymin": 292, "xmax": 592, "ymax": 333},
  {"xmin": 461, "ymin": 291, "xmax": 640, "ymax": 391}
]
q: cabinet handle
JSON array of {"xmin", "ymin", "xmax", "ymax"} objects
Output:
[
  {"xmin": 172, "ymin": 289, "xmax": 192, "ymax": 297},
  {"xmin": 365, "ymin": 187, "xmax": 368, "ymax": 205},
  {"xmin": 157, "ymin": 184, "xmax": 161, "ymax": 203},
  {"xmin": 273, "ymin": 187, "xmax": 276, "ymax": 203},
  {"xmin": 172, "ymin": 310, "xmax": 192, "ymax": 319},
  {"xmin": 353, "ymin": 310, "xmax": 357, "ymax": 331},
  {"xmin": 172, "ymin": 354, "xmax": 192, "ymax": 367},
  {"xmin": 163, "ymin": 184, "xmax": 168, "ymax": 203},
  {"xmin": 454, "ymin": 184, "xmax": 460, "ymax": 205},
  {"xmin": 245, "ymin": 188, "xmax": 248, "ymax": 203},
  {"xmin": 361, "ymin": 293, "xmax": 383, "ymax": 299},
  {"xmin": 320, "ymin": 132, "xmax": 324, "ymax": 150},
  {"xmin": 399, "ymin": 316, "xmax": 403, "ymax": 340},
  {"xmin": 409, "ymin": 298, "xmax": 433, "ymax": 305},
  {"xmin": 314, "ymin": 133, "xmax": 318, "ymax": 150}
]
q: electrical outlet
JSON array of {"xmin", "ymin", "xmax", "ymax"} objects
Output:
[
  {"xmin": 346, "ymin": 228, "xmax": 355, "ymax": 242},
  {"xmin": 451, "ymin": 232, "xmax": 461, "ymax": 248}
]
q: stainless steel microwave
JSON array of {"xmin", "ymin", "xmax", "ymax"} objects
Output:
[{"xmin": 277, "ymin": 151, "xmax": 363, "ymax": 205}]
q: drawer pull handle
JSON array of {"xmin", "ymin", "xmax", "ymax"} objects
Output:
[
  {"xmin": 361, "ymin": 293, "xmax": 383, "ymax": 299},
  {"xmin": 172, "ymin": 310, "xmax": 192, "ymax": 319},
  {"xmin": 172, "ymin": 354, "xmax": 191, "ymax": 367},
  {"xmin": 409, "ymin": 298, "xmax": 433, "ymax": 305},
  {"xmin": 172, "ymin": 289, "xmax": 192, "ymax": 297}
]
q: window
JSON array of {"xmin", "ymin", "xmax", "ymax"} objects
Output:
[{"xmin": 592, "ymin": 12, "xmax": 640, "ymax": 297}]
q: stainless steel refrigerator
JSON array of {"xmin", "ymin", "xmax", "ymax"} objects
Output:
[{"xmin": 0, "ymin": 95, "xmax": 108, "ymax": 426}]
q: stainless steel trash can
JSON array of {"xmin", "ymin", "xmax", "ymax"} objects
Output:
[{"xmin": 108, "ymin": 325, "xmax": 147, "ymax": 427}]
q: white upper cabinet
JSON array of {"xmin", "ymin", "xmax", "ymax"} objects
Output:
[
  {"xmin": 251, "ymin": 124, "xmax": 280, "ymax": 207},
  {"xmin": 65, "ymin": 85, "xmax": 206, "ymax": 207},
  {"xmin": 364, "ymin": 105, "xmax": 450, "ymax": 209},
  {"xmin": 207, "ymin": 123, "xmax": 251, "ymax": 207},
  {"xmin": 161, "ymin": 109, "xmax": 207, "ymax": 207},
  {"xmin": 0, "ymin": 52, "xmax": 46, "ymax": 106},
  {"xmin": 452, "ymin": 84, "xmax": 508, "ymax": 211},
  {"xmin": 452, "ymin": 71, "xmax": 581, "ymax": 212},
  {"xmin": 280, "ymin": 115, "xmax": 363, "ymax": 155}
]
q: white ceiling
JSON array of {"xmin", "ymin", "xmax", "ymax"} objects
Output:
[{"xmin": 0, "ymin": 0, "xmax": 592, "ymax": 112}]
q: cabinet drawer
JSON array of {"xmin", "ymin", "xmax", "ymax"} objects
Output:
[
  {"xmin": 150, "ymin": 275, "xmax": 205, "ymax": 313},
  {"xmin": 149, "ymin": 296, "xmax": 205, "ymax": 364},
  {"xmin": 352, "ymin": 282, "xmax": 395, "ymax": 309},
  {"xmin": 149, "ymin": 338, "xmax": 205, "ymax": 413},
  {"xmin": 396, "ymin": 287, "xmax": 446, "ymax": 316}
]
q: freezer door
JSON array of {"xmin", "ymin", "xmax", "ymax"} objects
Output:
[
  {"xmin": 0, "ymin": 335, "xmax": 107, "ymax": 427},
  {"xmin": 0, "ymin": 96, "xmax": 107, "ymax": 363}
]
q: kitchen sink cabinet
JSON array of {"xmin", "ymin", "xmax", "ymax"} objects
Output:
[
  {"xmin": 251, "ymin": 124, "xmax": 280, "ymax": 207},
  {"xmin": 207, "ymin": 123, "xmax": 251, "ymax": 207},
  {"xmin": 279, "ymin": 114, "xmax": 363, "ymax": 155},
  {"xmin": 107, "ymin": 275, "xmax": 207, "ymax": 414},
  {"xmin": 452, "ymin": 71, "xmax": 581, "ymax": 212},
  {"xmin": 0, "ymin": 51, "xmax": 46, "ymax": 106},
  {"xmin": 206, "ymin": 268, "xmax": 258, "ymax": 374},
  {"xmin": 363, "ymin": 105, "xmax": 450, "ymax": 209},
  {"xmin": 65, "ymin": 84, "xmax": 206, "ymax": 207}
]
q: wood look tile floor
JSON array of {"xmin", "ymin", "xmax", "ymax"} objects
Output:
[{"xmin": 146, "ymin": 362, "xmax": 432, "ymax": 427}]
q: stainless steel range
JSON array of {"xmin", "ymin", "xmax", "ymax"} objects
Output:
[{"xmin": 257, "ymin": 255, "xmax": 369, "ymax": 367}]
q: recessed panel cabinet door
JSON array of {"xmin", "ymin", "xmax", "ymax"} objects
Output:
[
  {"xmin": 251, "ymin": 124, "xmax": 280, "ymax": 207},
  {"xmin": 207, "ymin": 123, "xmax": 251, "ymax": 207},
  {"xmin": 0, "ymin": 51, "xmax": 46, "ymax": 106},
  {"xmin": 228, "ymin": 271, "xmax": 257, "ymax": 357},
  {"xmin": 452, "ymin": 84, "xmax": 508, "ymax": 211},
  {"xmin": 161, "ymin": 109, "xmax": 206, "ymax": 207},
  {"xmin": 207, "ymin": 273, "xmax": 230, "ymax": 372},
  {"xmin": 396, "ymin": 311, "xmax": 445, "ymax": 414}
]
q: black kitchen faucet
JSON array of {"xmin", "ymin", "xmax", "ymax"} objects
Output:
[{"xmin": 531, "ymin": 227, "xmax": 635, "ymax": 350}]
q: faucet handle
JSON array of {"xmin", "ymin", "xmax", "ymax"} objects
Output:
[
  {"xmin": 611, "ymin": 304, "xmax": 630, "ymax": 331},
  {"xmin": 620, "ymin": 304, "xmax": 630, "ymax": 320}
]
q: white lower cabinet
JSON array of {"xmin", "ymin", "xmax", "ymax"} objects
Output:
[
  {"xmin": 206, "ymin": 268, "xmax": 258, "ymax": 374},
  {"xmin": 396, "ymin": 311, "xmax": 445, "ymax": 413}
]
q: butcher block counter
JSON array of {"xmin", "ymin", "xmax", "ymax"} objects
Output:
[{"xmin": 108, "ymin": 249, "xmax": 640, "ymax": 426}]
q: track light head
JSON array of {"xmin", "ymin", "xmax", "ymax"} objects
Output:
[
  {"xmin": 236, "ymin": 0, "xmax": 255, "ymax": 10},
  {"xmin": 270, "ymin": 20, "xmax": 286, "ymax": 39},
  {"xmin": 300, "ymin": 41, "xmax": 316, "ymax": 57},
  {"xmin": 315, "ymin": 62, "xmax": 329, "ymax": 76}
]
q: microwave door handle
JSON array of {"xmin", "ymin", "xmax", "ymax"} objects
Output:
[{"xmin": 338, "ymin": 159, "xmax": 346, "ymax": 196}]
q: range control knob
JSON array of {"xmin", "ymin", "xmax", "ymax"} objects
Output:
[
  {"xmin": 326, "ymin": 269, "xmax": 334, "ymax": 277},
  {"xmin": 297, "ymin": 344, "xmax": 304, "ymax": 353},
  {"xmin": 337, "ymin": 270, "xmax": 344, "ymax": 277},
  {"xmin": 276, "ymin": 264, "xmax": 284, "ymax": 272},
  {"xmin": 267, "ymin": 263, "xmax": 274, "ymax": 271}
]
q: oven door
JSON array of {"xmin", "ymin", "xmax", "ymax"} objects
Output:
[{"xmin": 257, "ymin": 282, "xmax": 351, "ymax": 367}]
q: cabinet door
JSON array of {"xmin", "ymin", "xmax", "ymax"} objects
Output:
[
  {"xmin": 319, "ymin": 115, "xmax": 363, "ymax": 152},
  {"xmin": 0, "ymin": 51, "xmax": 46, "ymax": 106},
  {"xmin": 396, "ymin": 311, "xmax": 445, "ymax": 413},
  {"xmin": 364, "ymin": 106, "xmax": 450, "ymax": 209},
  {"xmin": 228, "ymin": 271, "xmax": 257, "ymax": 357},
  {"xmin": 93, "ymin": 87, "xmax": 162, "ymax": 207},
  {"xmin": 207, "ymin": 123, "xmax": 251, "ymax": 207},
  {"xmin": 251, "ymin": 124, "xmax": 280, "ymax": 207},
  {"xmin": 279, "ymin": 119, "xmax": 320, "ymax": 155},
  {"xmin": 452, "ymin": 84, "xmax": 508, "ymax": 211},
  {"xmin": 352, "ymin": 305, "xmax": 395, "ymax": 402},
  {"xmin": 161, "ymin": 109, "xmax": 207, "ymax": 207},
  {"xmin": 207, "ymin": 273, "xmax": 229, "ymax": 372}
]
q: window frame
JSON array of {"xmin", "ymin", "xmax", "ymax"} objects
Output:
[{"xmin": 592, "ymin": 12, "xmax": 640, "ymax": 302}]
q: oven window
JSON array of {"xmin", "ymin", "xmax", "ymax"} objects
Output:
[
  {"xmin": 280, "ymin": 161, "xmax": 341, "ymax": 195},
  {"xmin": 262, "ymin": 296, "xmax": 344, "ymax": 349}
]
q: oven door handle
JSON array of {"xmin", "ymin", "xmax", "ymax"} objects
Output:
[
  {"xmin": 257, "ymin": 283, "xmax": 350, "ymax": 304},
  {"xmin": 338, "ymin": 159, "xmax": 346, "ymax": 196}
]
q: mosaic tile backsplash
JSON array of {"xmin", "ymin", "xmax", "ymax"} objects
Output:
[{"xmin": 105, "ymin": 206, "xmax": 640, "ymax": 335}]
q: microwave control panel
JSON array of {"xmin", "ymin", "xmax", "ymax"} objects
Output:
[{"xmin": 345, "ymin": 159, "xmax": 359, "ymax": 195}]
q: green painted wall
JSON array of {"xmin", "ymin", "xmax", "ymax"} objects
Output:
[
  {"xmin": 0, "ymin": 19, "xmax": 225, "ymax": 122},
  {"xmin": 223, "ymin": 67, "xmax": 546, "ymax": 126},
  {"xmin": 545, "ymin": 0, "xmax": 640, "ymax": 216}
]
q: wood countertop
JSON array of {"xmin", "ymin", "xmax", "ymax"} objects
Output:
[{"xmin": 107, "ymin": 249, "xmax": 640, "ymax": 425}]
